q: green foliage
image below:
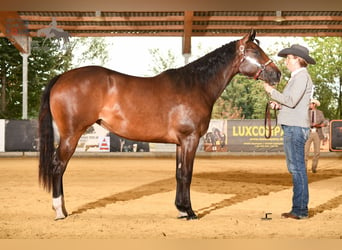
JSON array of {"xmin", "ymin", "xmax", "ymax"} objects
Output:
[
  {"xmin": 213, "ymin": 74, "xmax": 289, "ymax": 119},
  {"xmin": 264, "ymin": 37, "xmax": 342, "ymax": 120},
  {"xmin": 72, "ymin": 37, "xmax": 109, "ymax": 67},
  {"xmin": 148, "ymin": 48, "xmax": 181, "ymax": 74},
  {"xmin": 0, "ymin": 37, "xmax": 73, "ymax": 119},
  {"xmin": 304, "ymin": 37, "xmax": 342, "ymax": 119},
  {"xmin": 0, "ymin": 36, "xmax": 109, "ymax": 119},
  {"xmin": 0, "ymin": 38, "xmax": 21, "ymax": 118}
]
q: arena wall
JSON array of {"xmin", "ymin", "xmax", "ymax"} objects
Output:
[{"xmin": 0, "ymin": 119, "xmax": 333, "ymax": 153}]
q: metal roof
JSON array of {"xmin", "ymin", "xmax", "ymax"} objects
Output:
[
  {"xmin": 0, "ymin": 10, "xmax": 341, "ymax": 53},
  {"xmin": 15, "ymin": 10, "xmax": 342, "ymax": 37}
]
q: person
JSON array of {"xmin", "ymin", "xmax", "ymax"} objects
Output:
[
  {"xmin": 305, "ymin": 99, "xmax": 327, "ymax": 173},
  {"xmin": 213, "ymin": 128, "xmax": 226, "ymax": 149},
  {"xmin": 263, "ymin": 44, "xmax": 316, "ymax": 220}
]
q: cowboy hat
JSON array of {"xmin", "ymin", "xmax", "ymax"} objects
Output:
[
  {"xmin": 278, "ymin": 44, "xmax": 316, "ymax": 64},
  {"xmin": 311, "ymin": 99, "xmax": 320, "ymax": 106}
]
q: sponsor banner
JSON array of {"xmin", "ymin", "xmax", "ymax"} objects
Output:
[
  {"xmin": 5, "ymin": 120, "xmax": 38, "ymax": 151},
  {"xmin": 330, "ymin": 120, "xmax": 342, "ymax": 151},
  {"xmin": 227, "ymin": 119, "xmax": 284, "ymax": 152},
  {"xmin": 202, "ymin": 119, "xmax": 228, "ymax": 152},
  {"xmin": 11, "ymin": 119, "xmax": 338, "ymax": 153},
  {"xmin": 0, "ymin": 120, "xmax": 5, "ymax": 152},
  {"xmin": 99, "ymin": 136, "xmax": 110, "ymax": 152},
  {"xmin": 2, "ymin": 119, "xmax": 332, "ymax": 153},
  {"xmin": 76, "ymin": 124, "xmax": 150, "ymax": 152}
]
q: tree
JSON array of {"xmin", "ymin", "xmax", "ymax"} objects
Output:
[
  {"xmin": 304, "ymin": 37, "xmax": 342, "ymax": 119},
  {"xmin": 0, "ymin": 37, "xmax": 72, "ymax": 119},
  {"xmin": 72, "ymin": 37, "xmax": 109, "ymax": 67},
  {"xmin": 264, "ymin": 37, "xmax": 342, "ymax": 120},
  {"xmin": 213, "ymin": 76, "xmax": 265, "ymax": 119},
  {"xmin": 0, "ymin": 36, "xmax": 109, "ymax": 119},
  {"xmin": 212, "ymin": 97, "xmax": 244, "ymax": 119},
  {"xmin": 148, "ymin": 48, "xmax": 181, "ymax": 75},
  {"xmin": 0, "ymin": 38, "xmax": 21, "ymax": 117}
]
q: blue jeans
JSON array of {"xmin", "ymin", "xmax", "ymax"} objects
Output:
[{"xmin": 282, "ymin": 125, "xmax": 310, "ymax": 218}]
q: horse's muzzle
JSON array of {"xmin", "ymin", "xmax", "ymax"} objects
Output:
[{"xmin": 268, "ymin": 70, "xmax": 281, "ymax": 86}]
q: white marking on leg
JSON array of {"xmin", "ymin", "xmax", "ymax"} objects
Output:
[
  {"xmin": 52, "ymin": 120, "xmax": 60, "ymax": 145},
  {"xmin": 52, "ymin": 195, "xmax": 67, "ymax": 220},
  {"xmin": 178, "ymin": 162, "xmax": 182, "ymax": 169},
  {"xmin": 178, "ymin": 211, "xmax": 188, "ymax": 218}
]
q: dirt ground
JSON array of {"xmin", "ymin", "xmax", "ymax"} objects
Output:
[{"xmin": 1, "ymin": 155, "xmax": 342, "ymax": 239}]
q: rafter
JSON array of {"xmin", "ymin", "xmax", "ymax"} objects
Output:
[
  {"xmin": 1, "ymin": 11, "xmax": 341, "ymax": 40},
  {"xmin": 20, "ymin": 14, "xmax": 342, "ymax": 22},
  {"xmin": 182, "ymin": 11, "xmax": 193, "ymax": 55},
  {"xmin": 0, "ymin": 11, "xmax": 30, "ymax": 53}
]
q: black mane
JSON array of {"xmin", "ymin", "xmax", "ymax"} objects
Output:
[{"xmin": 165, "ymin": 40, "xmax": 238, "ymax": 86}]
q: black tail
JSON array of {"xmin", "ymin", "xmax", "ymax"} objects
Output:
[{"xmin": 38, "ymin": 75, "xmax": 61, "ymax": 192}]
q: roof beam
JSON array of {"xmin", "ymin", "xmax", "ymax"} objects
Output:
[
  {"xmin": 23, "ymin": 31, "xmax": 341, "ymax": 38},
  {"xmin": 28, "ymin": 24, "xmax": 185, "ymax": 31},
  {"xmin": 182, "ymin": 11, "xmax": 193, "ymax": 55},
  {"xmin": 20, "ymin": 13, "xmax": 185, "ymax": 22},
  {"xmin": 20, "ymin": 14, "xmax": 342, "ymax": 22},
  {"xmin": 0, "ymin": 11, "xmax": 30, "ymax": 53},
  {"xmin": 1, "ymin": 0, "xmax": 341, "ymax": 11},
  {"xmin": 47, "ymin": 31, "xmax": 184, "ymax": 37},
  {"xmin": 2, "ymin": 11, "xmax": 341, "ymax": 39},
  {"xmin": 27, "ymin": 23, "xmax": 341, "ymax": 32},
  {"xmin": 192, "ymin": 24, "xmax": 342, "ymax": 30},
  {"xmin": 192, "ymin": 31, "xmax": 342, "ymax": 37},
  {"xmin": 193, "ymin": 15, "xmax": 342, "ymax": 22}
]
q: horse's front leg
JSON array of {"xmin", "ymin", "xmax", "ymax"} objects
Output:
[{"xmin": 175, "ymin": 136, "xmax": 199, "ymax": 220}]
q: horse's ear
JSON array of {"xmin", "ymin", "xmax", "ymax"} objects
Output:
[
  {"xmin": 250, "ymin": 30, "xmax": 256, "ymax": 41},
  {"xmin": 240, "ymin": 30, "xmax": 256, "ymax": 44}
]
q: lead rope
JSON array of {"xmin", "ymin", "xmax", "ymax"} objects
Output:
[{"xmin": 264, "ymin": 99, "xmax": 278, "ymax": 139}]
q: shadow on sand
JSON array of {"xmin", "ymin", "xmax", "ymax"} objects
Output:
[{"xmin": 71, "ymin": 169, "xmax": 342, "ymax": 219}]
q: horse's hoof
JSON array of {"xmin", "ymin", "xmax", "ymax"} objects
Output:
[
  {"xmin": 177, "ymin": 211, "xmax": 198, "ymax": 220},
  {"xmin": 177, "ymin": 211, "xmax": 188, "ymax": 219},
  {"xmin": 54, "ymin": 215, "xmax": 66, "ymax": 221},
  {"xmin": 54, "ymin": 212, "xmax": 67, "ymax": 220},
  {"xmin": 187, "ymin": 214, "xmax": 198, "ymax": 220}
]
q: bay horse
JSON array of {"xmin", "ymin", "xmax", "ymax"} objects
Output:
[{"xmin": 39, "ymin": 30, "xmax": 281, "ymax": 220}]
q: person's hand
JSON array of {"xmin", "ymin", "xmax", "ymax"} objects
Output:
[
  {"xmin": 269, "ymin": 101, "xmax": 281, "ymax": 110},
  {"xmin": 312, "ymin": 123, "xmax": 323, "ymax": 128},
  {"xmin": 263, "ymin": 83, "xmax": 274, "ymax": 94}
]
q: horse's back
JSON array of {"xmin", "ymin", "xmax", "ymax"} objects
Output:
[{"xmin": 58, "ymin": 65, "xmax": 113, "ymax": 82}]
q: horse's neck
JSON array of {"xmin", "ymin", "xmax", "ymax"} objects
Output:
[
  {"xmin": 215, "ymin": 66, "xmax": 238, "ymax": 97},
  {"xmin": 204, "ymin": 55, "xmax": 240, "ymax": 104}
]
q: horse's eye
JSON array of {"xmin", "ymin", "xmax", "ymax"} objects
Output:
[
  {"xmin": 247, "ymin": 49, "xmax": 260, "ymax": 56},
  {"xmin": 249, "ymin": 49, "xmax": 261, "ymax": 56},
  {"xmin": 254, "ymin": 50, "xmax": 261, "ymax": 56}
]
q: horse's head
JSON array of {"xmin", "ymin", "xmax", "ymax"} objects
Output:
[{"xmin": 238, "ymin": 30, "xmax": 281, "ymax": 85}]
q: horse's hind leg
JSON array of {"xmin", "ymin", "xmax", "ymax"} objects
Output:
[{"xmin": 51, "ymin": 133, "xmax": 82, "ymax": 220}]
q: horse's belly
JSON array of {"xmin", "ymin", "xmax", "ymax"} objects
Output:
[{"xmin": 99, "ymin": 107, "xmax": 175, "ymax": 143}]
